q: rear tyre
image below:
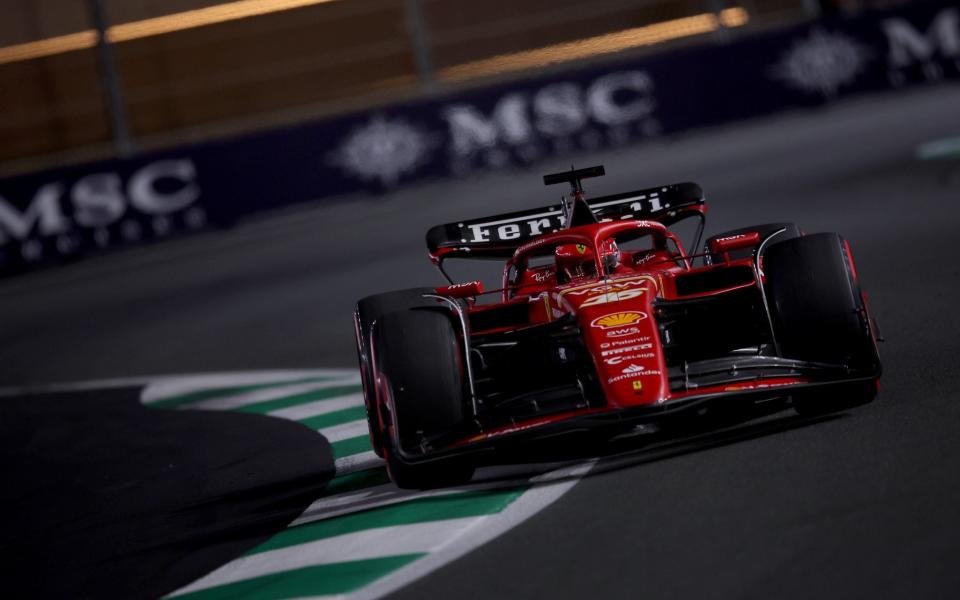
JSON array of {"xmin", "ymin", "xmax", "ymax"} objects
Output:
[
  {"xmin": 374, "ymin": 308, "xmax": 475, "ymax": 489},
  {"xmin": 762, "ymin": 233, "xmax": 880, "ymax": 415},
  {"xmin": 354, "ymin": 288, "xmax": 434, "ymax": 456}
]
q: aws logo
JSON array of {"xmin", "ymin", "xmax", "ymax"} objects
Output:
[{"xmin": 591, "ymin": 311, "xmax": 648, "ymax": 329}]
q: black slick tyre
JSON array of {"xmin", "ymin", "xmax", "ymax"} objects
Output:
[
  {"xmin": 762, "ymin": 232, "xmax": 880, "ymax": 415},
  {"xmin": 373, "ymin": 308, "xmax": 475, "ymax": 489},
  {"xmin": 354, "ymin": 288, "xmax": 434, "ymax": 456}
]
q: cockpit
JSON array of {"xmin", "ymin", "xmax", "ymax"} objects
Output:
[
  {"xmin": 504, "ymin": 221, "xmax": 687, "ymax": 299},
  {"xmin": 554, "ymin": 242, "xmax": 598, "ymax": 284}
]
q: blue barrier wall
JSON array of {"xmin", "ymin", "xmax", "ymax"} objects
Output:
[{"xmin": 0, "ymin": 0, "xmax": 957, "ymax": 276}]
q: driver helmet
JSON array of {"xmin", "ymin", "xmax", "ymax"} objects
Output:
[
  {"xmin": 555, "ymin": 243, "xmax": 596, "ymax": 282},
  {"xmin": 599, "ymin": 238, "xmax": 621, "ymax": 273}
]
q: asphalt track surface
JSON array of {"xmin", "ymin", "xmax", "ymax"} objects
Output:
[
  {"xmin": 2, "ymin": 83, "xmax": 960, "ymax": 598},
  {"xmin": 1, "ymin": 387, "xmax": 334, "ymax": 598}
]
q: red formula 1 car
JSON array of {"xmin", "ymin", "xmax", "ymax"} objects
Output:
[{"xmin": 355, "ymin": 166, "xmax": 882, "ymax": 488}]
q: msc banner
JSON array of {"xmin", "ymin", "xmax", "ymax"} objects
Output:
[
  {"xmin": 0, "ymin": 157, "xmax": 214, "ymax": 274},
  {"xmin": 1, "ymin": 0, "xmax": 957, "ymax": 276}
]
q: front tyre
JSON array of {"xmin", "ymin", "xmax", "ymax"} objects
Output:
[
  {"xmin": 764, "ymin": 232, "xmax": 879, "ymax": 369},
  {"xmin": 355, "ymin": 288, "xmax": 434, "ymax": 457},
  {"xmin": 763, "ymin": 232, "xmax": 881, "ymax": 416},
  {"xmin": 374, "ymin": 308, "xmax": 475, "ymax": 489}
]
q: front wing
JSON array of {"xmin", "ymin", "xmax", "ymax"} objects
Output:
[{"xmin": 388, "ymin": 366, "xmax": 878, "ymax": 466}]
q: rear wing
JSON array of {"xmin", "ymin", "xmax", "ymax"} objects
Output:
[{"xmin": 426, "ymin": 181, "xmax": 705, "ymax": 261}]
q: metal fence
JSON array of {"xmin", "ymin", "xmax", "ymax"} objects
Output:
[{"xmin": 0, "ymin": 0, "xmax": 865, "ymax": 173}]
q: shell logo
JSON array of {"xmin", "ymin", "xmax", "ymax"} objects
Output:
[{"xmin": 591, "ymin": 311, "xmax": 648, "ymax": 329}]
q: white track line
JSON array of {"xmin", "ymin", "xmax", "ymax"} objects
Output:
[
  {"xmin": 319, "ymin": 421, "xmax": 370, "ymax": 443},
  {"xmin": 295, "ymin": 458, "xmax": 598, "ymax": 529},
  {"xmin": 0, "ymin": 369, "xmax": 358, "ymax": 399},
  {"xmin": 0, "ymin": 375, "xmax": 171, "ymax": 397},
  {"xmin": 348, "ymin": 460, "xmax": 596, "ymax": 600},
  {"xmin": 140, "ymin": 370, "xmax": 358, "ymax": 404},
  {"xmin": 159, "ymin": 379, "xmax": 360, "ymax": 411},
  {"xmin": 334, "ymin": 452, "xmax": 384, "ymax": 475},
  {"xmin": 292, "ymin": 485, "xmax": 461, "ymax": 527},
  {"xmin": 169, "ymin": 517, "xmax": 486, "ymax": 596},
  {"xmin": 270, "ymin": 393, "xmax": 364, "ymax": 420}
]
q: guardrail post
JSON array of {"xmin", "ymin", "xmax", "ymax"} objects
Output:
[
  {"xmin": 708, "ymin": 0, "xmax": 731, "ymax": 43},
  {"xmin": 86, "ymin": 0, "xmax": 135, "ymax": 157},
  {"xmin": 404, "ymin": 0, "xmax": 436, "ymax": 91},
  {"xmin": 803, "ymin": 0, "xmax": 824, "ymax": 17}
]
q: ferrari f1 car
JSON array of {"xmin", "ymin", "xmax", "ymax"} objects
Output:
[{"xmin": 355, "ymin": 166, "xmax": 881, "ymax": 488}]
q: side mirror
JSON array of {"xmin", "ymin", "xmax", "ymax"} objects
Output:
[
  {"xmin": 435, "ymin": 280, "xmax": 484, "ymax": 298},
  {"xmin": 709, "ymin": 232, "xmax": 760, "ymax": 257}
]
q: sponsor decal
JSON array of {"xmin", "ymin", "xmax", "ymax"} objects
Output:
[
  {"xmin": 632, "ymin": 380, "xmax": 644, "ymax": 392},
  {"xmin": 532, "ymin": 271, "xmax": 550, "ymax": 283},
  {"xmin": 329, "ymin": 115, "xmax": 439, "ymax": 186},
  {"xmin": 635, "ymin": 252, "xmax": 657, "ymax": 265},
  {"xmin": 564, "ymin": 278, "xmax": 649, "ymax": 297},
  {"xmin": 608, "ymin": 369, "xmax": 661, "ymax": 384},
  {"xmin": 882, "ymin": 7, "xmax": 960, "ymax": 85},
  {"xmin": 580, "ymin": 288, "xmax": 645, "ymax": 307},
  {"xmin": 466, "ymin": 211, "xmax": 564, "ymax": 244},
  {"xmin": 600, "ymin": 334, "xmax": 650, "ymax": 348},
  {"xmin": 600, "ymin": 343, "xmax": 653, "ymax": 356},
  {"xmin": 610, "ymin": 336, "xmax": 651, "ymax": 347},
  {"xmin": 601, "ymin": 339, "xmax": 644, "ymax": 349},
  {"xmin": 591, "ymin": 311, "xmax": 647, "ymax": 329},
  {"xmin": 604, "ymin": 353, "xmax": 655, "ymax": 365},
  {"xmin": 607, "ymin": 327, "xmax": 642, "ymax": 339},
  {"xmin": 515, "ymin": 235, "xmax": 555, "ymax": 255},
  {"xmin": 714, "ymin": 233, "xmax": 752, "ymax": 244},
  {"xmin": 0, "ymin": 158, "xmax": 205, "ymax": 265},
  {"xmin": 771, "ymin": 28, "xmax": 872, "ymax": 98},
  {"xmin": 576, "ymin": 243, "xmax": 587, "ymax": 254},
  {"xmin": 444, "ymin": 70, "xmax": 659, "ymax": 177},
  {"xmin": 463, "ymin": 195, "xmax": 666, "ymax": 245}
]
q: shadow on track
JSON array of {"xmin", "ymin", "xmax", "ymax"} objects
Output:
[
  {"xmin": 299, "ymin": 404, "xmax": 846, "ymax": 527},
  {"xmin": 470, "ymin": 405, "xmax": 843, "ymax": 490},
  {"xmin": 0, "ymin": 387, "xmax": 335, "ymax": 599}
]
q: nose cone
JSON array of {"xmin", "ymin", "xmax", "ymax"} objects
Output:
[{"xmin": 560, "ymin": 276, "xmax": 667, "ymax": 406}]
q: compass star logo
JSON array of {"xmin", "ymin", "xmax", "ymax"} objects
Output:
[
  {"xmin": 329, "ymin": 115, "xmax": 437, "ymax": 186},
  {"xmin": 771, "ymin": 28, "xmax": 871, "ymax": 98}
]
